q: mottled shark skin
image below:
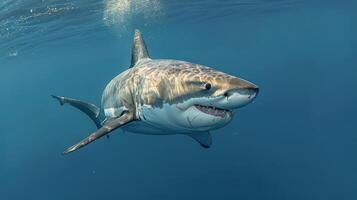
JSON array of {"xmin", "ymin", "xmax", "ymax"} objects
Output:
[{"xmin": 53, "ymin": 29, "xmax": 259, "ymax": 155}]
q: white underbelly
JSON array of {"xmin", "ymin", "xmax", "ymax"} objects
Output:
[{"xmin": 137, "ymin": 103, "xmax": 231, "ymax": 133}]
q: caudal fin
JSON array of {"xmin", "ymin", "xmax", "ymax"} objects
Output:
[{"xmin": 51, "ymin": 95, "xmax": 103, "ymax": 128}]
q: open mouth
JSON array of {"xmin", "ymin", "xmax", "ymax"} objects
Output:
[{"xmin": 194, "ymin": 104, "xmax": 232, "ymax": 118}]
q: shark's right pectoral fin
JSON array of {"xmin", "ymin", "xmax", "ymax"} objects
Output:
[
  {"xmin": 187, "ymin": 132, "xmax": 212, "ymax": 148},
  {"xmin": 63, "ymin": 112, "xmax": 134, "ymax": 155}
]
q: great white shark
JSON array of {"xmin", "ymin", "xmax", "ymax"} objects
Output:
[{"xmin": 53, "ymin": 30, "xmax": 259, "ymax": 155}]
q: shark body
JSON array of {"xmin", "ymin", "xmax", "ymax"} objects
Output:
[{"xmin": 53, "ymin": 30, "xmax": 259, "ymax": 155}]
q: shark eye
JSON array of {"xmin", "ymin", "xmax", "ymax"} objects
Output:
[{"xmin": 205, "ymin": 83, "xmax": 212, "ymax": 90}]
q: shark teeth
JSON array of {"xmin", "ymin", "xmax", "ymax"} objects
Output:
[{"xmin": 194, "ymin": 104, "xmax": 231, "ymax": 118}]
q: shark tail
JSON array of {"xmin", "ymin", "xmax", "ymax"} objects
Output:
[{"xmin": 51, "ymin": 95, "xmax": 103, "ymax": 128}]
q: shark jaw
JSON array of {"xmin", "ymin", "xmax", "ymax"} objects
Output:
[{"xmin": 194, "ymin": 104, "xmax": 232, "ymax": 118}]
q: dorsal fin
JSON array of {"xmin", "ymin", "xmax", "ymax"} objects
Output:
[{"xmin": 130, "ymin": 29, "xmax": 150, "ymax": 68}]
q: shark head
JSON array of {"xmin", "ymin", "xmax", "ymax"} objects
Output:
[
  {"xmin": 135, "ymin": 60, "xmax": 259, "ymax": 133},
  {"xmin": 163, "ymin": 62, "xmax": 258, "ymax": 132}
]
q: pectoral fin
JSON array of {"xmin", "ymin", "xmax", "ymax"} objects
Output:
[
  {"xmin": 63, "ymin": 112, "xmax": 134, "ymax": 155},
  {"xmin": 187, "ymin": 132, "xmax": 212, "ymax": 148}
]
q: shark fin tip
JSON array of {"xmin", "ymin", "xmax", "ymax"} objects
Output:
[
  {"xmin": 51, "ymin": 95, "xmax": 65, "ymax": 105},
  {"xmin": 201, "ymin": 144, "xmax": 211, "ymax": 149},
  {"xmin": 130, "ymin": 29, "xmax": 150, "ymax": 68}
]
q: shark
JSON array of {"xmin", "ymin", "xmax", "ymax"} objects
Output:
[{"xmin": 52, "ymin": 29, "xmax": 259, "ymax": 155}]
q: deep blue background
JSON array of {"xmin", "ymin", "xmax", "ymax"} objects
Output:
[{"xmin": 1, "ymin": 1, "xmax": 356, "ymax": 199}]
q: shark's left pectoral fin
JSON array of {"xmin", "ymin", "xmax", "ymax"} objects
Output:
[
  {"xmin": 187, "ymin": 132, "xmax": 212, "ymax": 148},
  {"xmin": 63, "ymin": 112, "xmax": 134, "ymax": 155}
]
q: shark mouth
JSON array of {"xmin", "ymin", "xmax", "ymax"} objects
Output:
[{"xmin": 194, "ymin": 104, "xmax": 231, "ymax": 118}]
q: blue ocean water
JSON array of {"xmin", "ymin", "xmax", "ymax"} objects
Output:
[{"xmin": 1, "ymin": 0, "xmax": 356, "ymax": 199}]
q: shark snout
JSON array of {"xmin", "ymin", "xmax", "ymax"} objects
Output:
[{"xmin": 221, "ymin": 81, "xmax": 259, "ymax": 109}]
